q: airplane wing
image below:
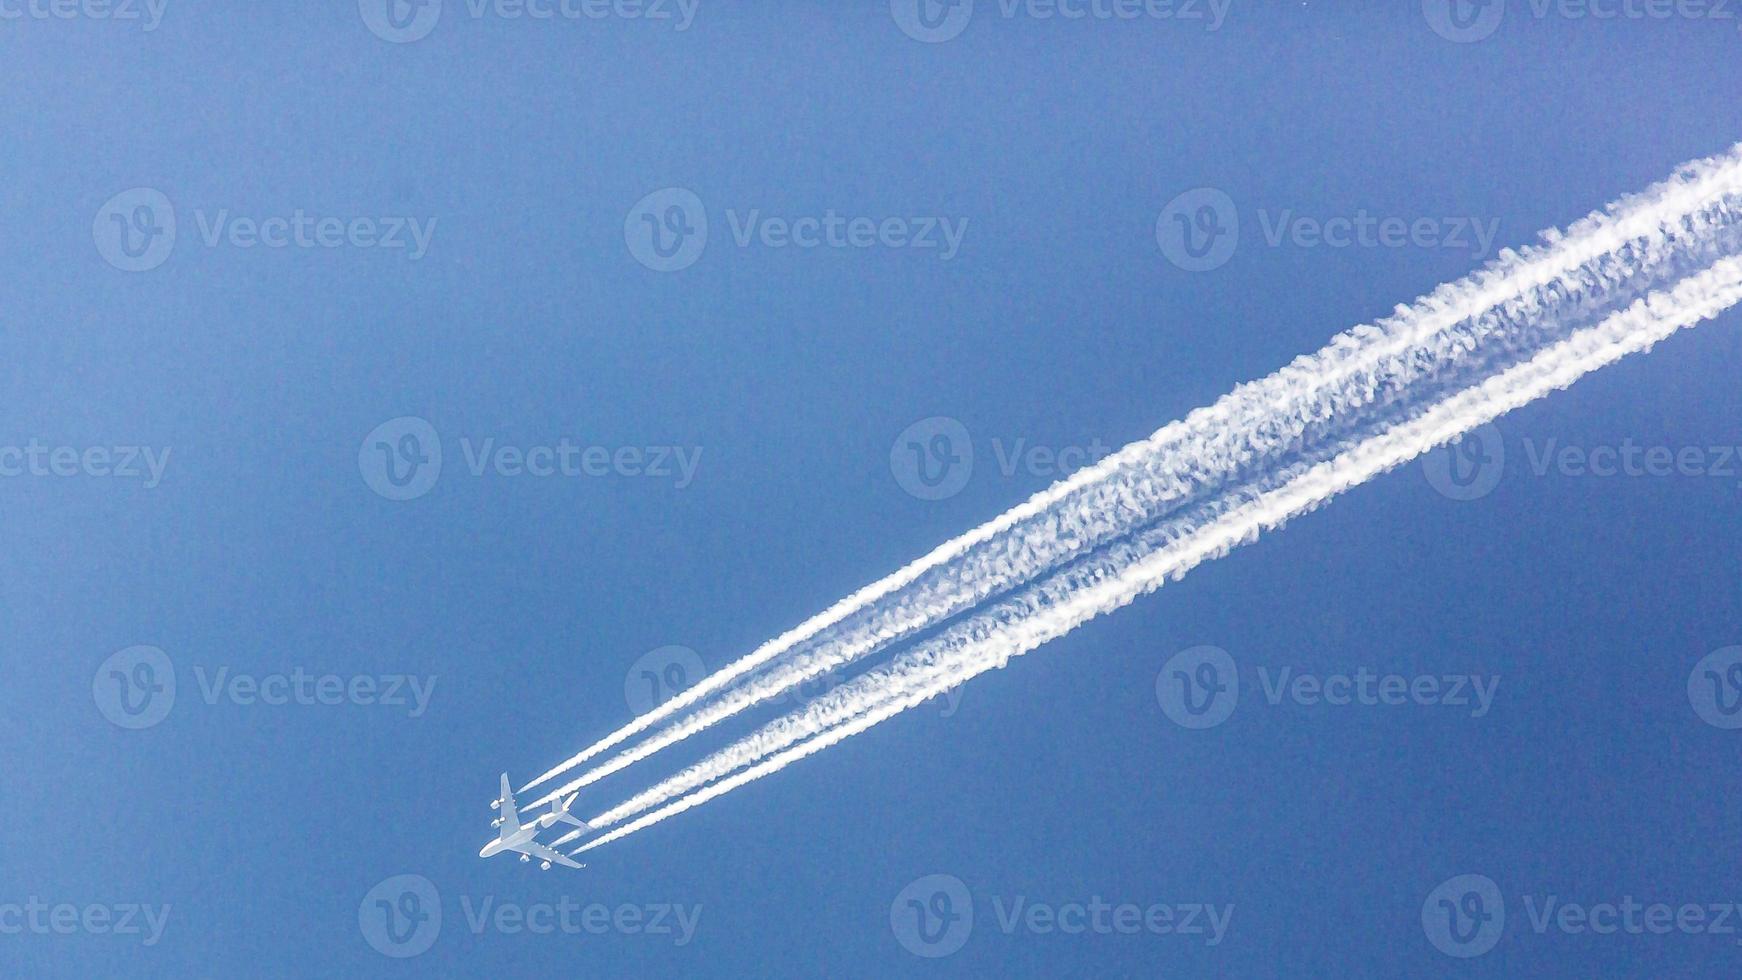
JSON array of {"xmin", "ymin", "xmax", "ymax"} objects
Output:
[
  {"xmin": 516, "ymin": 840, "xmax": 585, "ymax": 870},
  {"xmin": 496, "ymin": 773, "xmax": 520, "ymax": 833}
]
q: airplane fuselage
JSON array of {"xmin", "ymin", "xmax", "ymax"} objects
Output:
[{"xmin": 478, "ymin": 824, "xmax": 539, "ymax": 858}]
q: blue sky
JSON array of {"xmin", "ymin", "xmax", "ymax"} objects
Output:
[{"xmin": 4, "ymin": 2, "xmax": 1742, "ymax": 976}]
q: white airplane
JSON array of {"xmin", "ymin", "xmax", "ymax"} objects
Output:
[{"xmin": 478, "ymin": 773, "xmax": 589, "ymax": 870}]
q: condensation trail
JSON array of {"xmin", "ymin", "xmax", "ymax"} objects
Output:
[
  {"xmin": 570, "ymin": 255, "xmax": 1742, "ymax": 852},
  {"xmin": 523, "ymin": 144, "xmax": 1742, "ymax": 811},
  {"xmin": 518, "ymin": 148, "xmax": 1736, "ymax": 799}
]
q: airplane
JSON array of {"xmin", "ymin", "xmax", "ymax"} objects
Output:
[{"xmin": 478, "ymin": 773, "xmax": 590, "ymax": 870}]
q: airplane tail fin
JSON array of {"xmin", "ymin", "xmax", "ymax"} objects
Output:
[
  {"xmin": 540, "ymin": 793, "xmax": 590, "ymax": 831},
  {"xmin": 552, "ymin": 794, "xmax": 589, "ymax": 830}
]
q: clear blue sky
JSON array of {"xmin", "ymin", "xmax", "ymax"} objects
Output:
[{"xmin": 5, "ymin": 3, "xmax": 1742, "ymax": 976}]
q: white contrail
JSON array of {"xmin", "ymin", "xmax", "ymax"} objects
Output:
[
  {"xmin": 569, "ymin": 255, "xmax": 1742, "ymax": 852},
  {"xmin": 523, "ymin": 145, "xmax": 1742, "ymax": 809}
]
